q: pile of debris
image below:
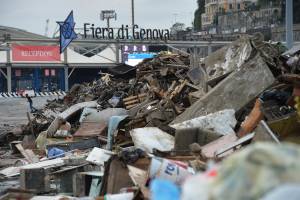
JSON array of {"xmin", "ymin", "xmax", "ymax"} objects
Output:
[{"xmin": 1, "ymin": 34, "xmax": 300, "ymax": 200}]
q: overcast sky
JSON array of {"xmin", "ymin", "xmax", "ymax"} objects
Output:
[{"xmin": 0, "ymin": 0, "xmax": 197, "ymax": 36}]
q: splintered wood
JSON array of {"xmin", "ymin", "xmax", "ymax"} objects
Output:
[{"xmin": 123, "ymin": 93, "xmax": 147, "ymax": 109}]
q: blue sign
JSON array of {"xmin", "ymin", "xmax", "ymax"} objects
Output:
[{"xmin": 128, "ymin": 53, "xmax": 155, "ymax": 59}]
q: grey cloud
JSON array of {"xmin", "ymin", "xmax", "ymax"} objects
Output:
[{"xmin": 0, "ymin": 0, "xmax": 196, "ymax": 35}]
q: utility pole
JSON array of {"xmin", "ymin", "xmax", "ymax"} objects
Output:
[
  {"xmin": 173, "ymin": 13, "xmax": 178, "ymax": 24},
  {"xmin": 131, "ymin": 0, "xmax": 135, "ymax": 28},
  {"xmin": 107, "ymin": 18, "xmax": 110, "ymax": 28},
  {"xmin": 286, "ymin": 0, "xmax": 293, "ymax": 49},
  {"xmin": 45, "ymin": 19, "xmax": 49, "ymax": 37}
]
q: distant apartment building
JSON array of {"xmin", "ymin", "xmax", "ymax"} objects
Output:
[
  {"xmin": 217, "ymin": 5, "xmax": 282, "ymax": 35},
  {"xmin": 201, "ymin": 0, "xmax": 218, "ymax": 30},
  {"xmin": 218, "ymin": 0, "xmax": 256, "ymax": 12},
  {"xmin": 201, "ymin": 0, "xmax": 257, "ymax": 31}
]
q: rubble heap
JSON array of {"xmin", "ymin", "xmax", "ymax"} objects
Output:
[{"xmin": 1, "ymin": 35, "xmax": 300, "ymax": 200}]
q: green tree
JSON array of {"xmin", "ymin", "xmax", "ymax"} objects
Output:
[
  {"xmin": 257, "ymin": 0, "xmax": 280, "ymax": 8},
  {"xmin": 194, "ymin": 0, "xmax": 205, "ymax": 31}
]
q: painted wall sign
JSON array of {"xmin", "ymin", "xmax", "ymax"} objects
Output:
[{"xmin": 12, "ymin": 45, "xmax": 61, "ymax": 62}]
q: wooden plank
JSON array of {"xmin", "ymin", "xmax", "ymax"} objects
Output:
[
  {"xmin": 201, "ymin": 133, "xmax": 238, "ymax": 159},
  {"xmin": 170, "ymin": 80, "xmax": 187, "ymax": 100},
  {"xmin": 215, "ymin": 133, "xmax": 255, "ymax": 158},
  {"xmin": 15, "ymin": 144, "xmax": 39, "ymax": 164},
  {"xmin": 106, "ymin": 159, "xmax": 134, "ymax": 194},
  {"xmin": 126, "ymin": 103, "xmax": 141, "ymax": 109},
  {"xmin": 50, "ymin": 164, "xmax": 88, "ymax": 175},
  {"xmin": 123, "ymin": 94, "xmax": 147, "ymax": 102},
  {"xmin": 21, "ymin": 158, "xmax": 64, "ymax": 170},
  {"xmin": 124, "ymin": 99, "xmax": 140, "ymax": 106}
]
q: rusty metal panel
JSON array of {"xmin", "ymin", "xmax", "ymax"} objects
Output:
[{"xmin": 73, "ymin": 122, "xmax": 107, "ymax": 137}]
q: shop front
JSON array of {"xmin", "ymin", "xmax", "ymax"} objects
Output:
[
  {"xmin": 0, "ymin": 42, "xmax": 120, "ymax": 93},
  {"xmin": 11, "ymin": 68, "xmax": 65, "ymax": 92},
  {"xmin": 9, "ymin": 45, "xmax": 65, "ymax": 92}
]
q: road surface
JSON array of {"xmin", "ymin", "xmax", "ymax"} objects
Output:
[{"xmin": 0, "ymin": 96, "xmax": 57, "ymax": 126}]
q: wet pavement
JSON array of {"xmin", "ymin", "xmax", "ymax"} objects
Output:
[{"xmin": 0, "ymin": 96, "xmax": 58, "ymax": 126}]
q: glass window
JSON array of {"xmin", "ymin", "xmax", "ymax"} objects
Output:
[
  {"xmin": 17, "ymin": 80, "xmax": 32, "ymax": 91},
  {"xmin": 45, "ymin": 69, "xmax": 50, "ymax": 76},
  {"xmin": 15, "ymin": 69, "xmax": 21, "ymax": 77},
  {"xmin": 51, "ymin": 69, "xmax": 56, "ymax": 76}
]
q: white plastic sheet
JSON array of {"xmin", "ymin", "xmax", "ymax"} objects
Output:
[
  {"xmin": 86, "ymin": 147, "xmax": 114, "ymax": 166},
  {"xmin": 130, "ymin": 127, "xmax": 175, "ymax": 153}
]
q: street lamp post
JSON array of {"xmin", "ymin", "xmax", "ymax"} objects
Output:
[
  {"xmin": 286, "ymin": 0, "xmax": 293, "ymax": 49},
  {"xmin": 100, "ymin": 10, "xmax": 117, "ymax": 28},
  {"xmin": 131, "ymin": 0, "xmax": 135, "ymax": 28}
]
